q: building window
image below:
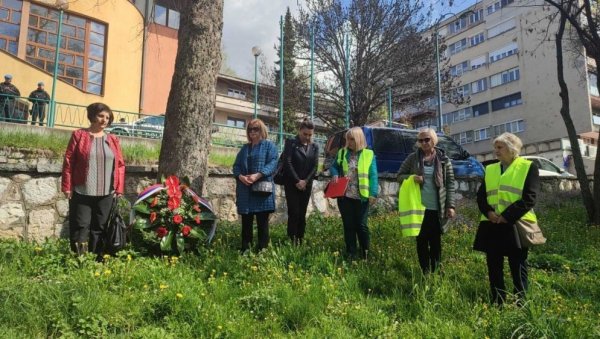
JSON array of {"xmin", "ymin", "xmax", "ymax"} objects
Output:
[
  {"xmin": 26, "ymin": 4, "xmax": 107, "ymax": 95},
  {"xmin": 470, "ymin": 32, "xmax": 485, "ymax": 47},
  {"xmin": 489, "ymin": 43, "xmax": 518, "ymax": 63},
  {"xmin": 494, "ymin": 119, "xmax": 524, "ymax": 135},
  {"xmin": 471, "ymin": 78, "xmax": 487, "ymax": 94},
  {"xmin": 153, "ymin": 4, "xmax": 180, "ymax": 29},
  {"xmin": 490, "ymin": 67, "xmax": 520, "ymax": 87},
  {"xmin": 0, "ymin": 0, "xmax": 22, "ymax": 55},
  {"xmin": 444, "ymin": 107, "xmax": 473, "ymax": 125},
  {"xmin": 474, "ymin": 127, "xmax": 491, "ymax": 141},
  {"xmin": 226, "ymin": 116, "xmax": 245, "ymax": 128},
  {"xmin": 448, "ymin": 38, "xmax": 467, "ymax": 56},
  {"xmin": 589, "ymin": 73, "xmax": 598, "ymax": 97},
  {"xmin": 487, "ymin": 18, "xmax": 516, "ymax": 38},
  {"xmin": 472, "ymin": 102, "xmax": 489, "ymax": 116},
  {"xmin": 452, "ymin": 130, "xmax": 473, "ymax": 145},
  {"xmin": 227, "ymin": 88, "xmax": 246, "ymax": 99},
  {"xmin": 471, "ymin": 55, "xmax": 487, "ymax": 70},
  {"xmin": 487, "ymin": 0, "xmax": 513, "ymax": 15},
  {"xmin": 491, "ymin": 92, "xmax": 522, "ymax": 111},
  {"xmin": 167, "ymin": 9, "xmax": 180, "ymax": 29},
  {"xmin": 449, "ymin": 16, "xmax": 468, "ymax": 34},
  {"xmin": 469, "ymin": 9, "xmax": 484, "ymax": 24},
  {"xmin": 450, "ymin": 61, "xmax": 469, "ymax": 77}
]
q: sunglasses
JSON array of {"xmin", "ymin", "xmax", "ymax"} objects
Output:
[
  {"xmin": 417, "ymin": 137, "xmax": 431, "ymax": 143},
  {"xmin": 248, "ymin": 127, "xmax": 260, "ymax": 133}
]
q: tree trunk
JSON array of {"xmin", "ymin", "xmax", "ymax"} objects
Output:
[
  {"xmin": 555, "ymin": 12, "xmax": 595, "ymax": 223},
  {"xmin": 158, "ymin": 0, "xmax": 224, "ymax": 194},
  {"xmin": 593, "ymin": 55, "xmax": 600, "ymax": 225}
]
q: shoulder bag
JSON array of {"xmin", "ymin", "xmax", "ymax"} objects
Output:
[
  {"xmin": 515, "ymin": 219, "xmax": 546, "ymax": 247},
  {"xmin": 106, "ymin": 197, "xmax": 129, "ymax": 253}
]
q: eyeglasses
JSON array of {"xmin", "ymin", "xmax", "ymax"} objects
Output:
[
  {"xmin": 248, "ymin": 127, "xmax": 260, "ymax": 133},
  {"xmin": 417, "ymin": 137, "xmax": 431, "ymax": 143}
]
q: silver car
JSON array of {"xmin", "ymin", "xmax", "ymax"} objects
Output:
[
  {"xmin": 522, "ymin": 156, "xmax": 575, "ymax": 177},
  {"xmin": 107, "ymin": 115, "xmax": 165, "ymax": 139}
]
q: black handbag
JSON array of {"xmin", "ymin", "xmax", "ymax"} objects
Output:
[
  {"xmin": 106, "ymin": 197, "xmax": 128, "ymax": 253},
  {"xmin": 251, "ymin": 180, "xmax": 273, "ymax": 195}
]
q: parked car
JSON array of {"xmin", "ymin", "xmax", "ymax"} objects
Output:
[
  {"xmin": 522, "ymin": 156, "xmax": 575, "ymax": 177},
  {"xmin": 323, "ymin": 126, "xmax": 484, "ymax": 177},
  {"xmin": 106, "ymin": 115, "xmax": 165, "ymax": 139}
]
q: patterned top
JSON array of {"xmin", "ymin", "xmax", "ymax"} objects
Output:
[
  {"xmin": 345, "ymin": 153, "xmax": 361, "ymax": 199},
  {"xmin": 421, "ymin": 164, "xmax": 439, "ymax": 210},
  {"xmin": 75, "ymin": 135, "xmax": 115, "ymax": 196}
]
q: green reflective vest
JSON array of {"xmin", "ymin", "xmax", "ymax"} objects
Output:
[
  {"xmin": 398, "ymin": 175, "xmax": 425, "ymax": 237},
  {"xmin": 480, "ymin": 157, "xmax": 537, "ymax": 222},
  {"xmin": 336, "ymin": 148, "xmax": 374, "ymax": 199}
]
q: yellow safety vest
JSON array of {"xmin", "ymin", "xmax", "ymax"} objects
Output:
[
  {"xmin": 398, "ymin": 175, "xmax": 425, "ymax": 237},
  {"xmin": 480, "ymin": 157, "xmax": 537, "ymax": 222},
  {"xmin": 336, "ymin": 148, "xmax": 374, "ymax": 199}
]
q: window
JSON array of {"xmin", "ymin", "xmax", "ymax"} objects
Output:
[
  {"xmin": 494, "ymin": 119, "xmax": 524, "ymax": 135},
  {"xmin": 445, "ymin": 107, "xmax": 473, "ymax": 125},
  {"xmin": 154, "ymin": 4, "xmax": 180, "ymax": 29},
  {"xmin": 589, "ymin": 73, "xmax": 598, "ymax": 96},
  {"xmin": 449, "ymin": 17, "xmax": 468, "ymax": 34},
  {"xmin": 469, "ymin": 9, "xmax": 484, "ymax": 24},
  {"xmin": 448, "ymin": 38, "xmax": 467, "ymax": 56},
  {"xmin": 450, "ymin": 61, "xmax": 469, "ymax": 77},
  {"xmin": 456, "ymin": 84, "xmax": 470, "ymax": 98},
  {"xmin": 0, "ymin": 0, "xmax": 22, "ymax": 55},
  {"xmin": 470, "ymin": 32, "xmax": 485, "ymax": 47},
  {"xmin": 472, "ymin": 102, "xmax": 489, "ymax": 116},
  {"xmin": 487, "ymin": 0, "xmax": 513, "ymax": 15},
  {"xmin": 452, "ymin": 131, "xmax": 473, "ymax": 145},
  {"xmin": 471, "ymin": 78, "xmax": 487, "ymax": 94},
  {"xmin": 489, "ymin": 42, "xmax": 518, "ymax": 63},
  {"xmin": 474, "ymin": 127, "xmax": 491, "ymax": 141},
  {"xmin": 471, "ymin": 55, "xmax": 487, "ymax": 70},
  {"xmin": 487, "ymin": 18, "xmax": 516, "ymax": 38},
  {"xmin": 227, "ymin": 116, "xmax": 245, "ymax": 128},
  {"xmin": 227, "ymin": 88, "xmax": 246, "ymax": 99},
  {"xmin": 26, "ymin": 4, "xmax": 107, "ymax": 94},
  {"xmin": 167, "ymin": 9, "xmax": 180, "ymax": 29},
  {"xmin": 491, "ymin": 92, "xmax": 522, "ymax": 111},
  {"xmin": 490, "ymin": 67, "xmax": 519, "ymax": 87}
]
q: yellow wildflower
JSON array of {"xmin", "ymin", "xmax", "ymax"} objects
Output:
[
  {"xmin": 94, "ymin": 272, "xmax": 100, "ymax": 277},
  {"xmin": 176, "ymin": 293, "xmax": 183, "ymax": 299},
  {"xmin": 103, "ymin": 269, "xmax": 111, "ymax": 276},
  {"xmin": 160, "ymin": 284, "xmax": 168, "ymax": 290}
]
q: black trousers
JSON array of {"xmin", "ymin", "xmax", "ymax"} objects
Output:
[
  {"xmin": 486, "ymin": 248, "xmax": 529, "ymax": 304},
  {"xmin": 31, "ymin": 105, "xmax": 45, "ymax": 126},
  {"xmin": 416, "ymin": 209, "xmax": 442, "ymax": 273},
  {"xmin": 68, "ymin": 192, "xmax": 113, "ymax": 255},
  {"xmin": 284, "ymin": 183, "xmax": 311, "ymax": 243},
  {"xmin": 241, "ymin": 212, "xmax": 270, "ymax": 251},
  {"xmin": 338, "ymin": 197, "xmax": 370, "ymax": 258}
]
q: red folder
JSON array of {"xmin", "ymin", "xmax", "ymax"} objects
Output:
[{"xmin": 324, "ymin": 177, "xmax": 349, "ymax": 198}]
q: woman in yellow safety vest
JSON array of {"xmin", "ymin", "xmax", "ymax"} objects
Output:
[
  {"xmin": 473, "ymin": 132, "xmax": 539, "ymax": 305},
  {"xmin": 397, "ymin": 128, "xmax": 456, "ymax": 274},
  {"xmin": 330, "ymin": 127, "xmax": 378, "ymax": 260}
]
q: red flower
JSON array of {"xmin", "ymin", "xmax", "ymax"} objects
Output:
[
  {"xmin": 150, "ymin": 196, "xmax": 158, "ymax": 207},
  {"xmin": 165, "ymin": 175, "xmax": 181, "ymax": 197},
  {"xmin": 193, "ymin": 204, "xmax": 201, "ymax": 212},
  {"xmin": 194, "ymin": 214, "xmax": 201, "ymax": 224},
  {"xmin": 150, "ymin": 212, "xmax": 157, "ymax": 223},
  {"xmin": 167, "ymin": 196, "xmax": 181, "ymax": 210},
  {"xmin": 181, "ymin": 225, "xmax": 192, "ymax": 237},
  {"xmin": 156, "ymin": 226, "xmax": 168, "ymax": 238},
  {"xmin": 173, "ymin": 214, "xmax": 183, "ymax": 224}
]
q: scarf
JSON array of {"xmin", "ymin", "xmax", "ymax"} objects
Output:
[{"xmin": 417, "ymin": 148, "xmax": 444, "ymax": 188}]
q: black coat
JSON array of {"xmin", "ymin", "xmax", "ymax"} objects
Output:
[
  {"xmin": 473, "ymin": 162, "xmax": 539, "ymax": 255},
  {"xmin": 283, "ymin": 137, "xmax": 319, "ymax": 186}
]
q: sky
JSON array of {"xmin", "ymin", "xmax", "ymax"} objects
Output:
[{"xmin": 222, "ymin": 0, "xmax": 476, "ymax": 80}]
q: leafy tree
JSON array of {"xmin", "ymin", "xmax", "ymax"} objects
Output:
[
  {"xmin": 295, "ymin": 0, "xmax": 456, "ymax": 128},
  {"xmin": 158, "ymin": 0, "xmax": 224, "ymax": 193},
  {"xmin": 274, "ymin": 7, "xmax": 309, "ymax": 134}
]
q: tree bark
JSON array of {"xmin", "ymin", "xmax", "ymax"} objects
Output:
[{"xmin": 158, "ymin": 0, "xmax": 224, "ymax": 194}]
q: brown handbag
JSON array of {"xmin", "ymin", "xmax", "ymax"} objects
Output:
[{"xmin": 515, "ymin": 219, "xmax": 546, "ymax": 247}]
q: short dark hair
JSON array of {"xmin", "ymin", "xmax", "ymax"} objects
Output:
[
  {"xmin": 86, "ymin": 102, "xmax": 114, "ymax": 126},
  {"xmin": 299, "ymin": 118, "xmax": 315, "ymax": 130}
]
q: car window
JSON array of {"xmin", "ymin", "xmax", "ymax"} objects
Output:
[
  {"xmin": 437, "ymin": 136, "xmax": 466, "ymax": 160},
  {"xmin": 372, "ymin": 129, "xmax": 406, "ymax": 153},
  {"xmin": 539, "ymin": 158, "xmax": 560, "ymax": 173}
]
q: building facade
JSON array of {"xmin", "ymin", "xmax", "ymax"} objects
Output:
[{"xmin": 415, "ymin": 0, "xmax": 598, "ymax": 169}]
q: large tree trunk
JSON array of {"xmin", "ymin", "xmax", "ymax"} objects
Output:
[
  {"xmin": 555, "ymin": 12, "xmax": 595, "ymax": 222},
  {"xmin": 593, "ymin": 55, "xmax": 600, "ymax": 225},
  {"xmin": 158, "ymin": 1, "xmax": 224, "ymax": 194}
]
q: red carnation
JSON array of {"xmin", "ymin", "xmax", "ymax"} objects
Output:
[
  {"xmin": 150, "ymin": 196, "xmax": 158, "ymax": 207},
  {"xmin": 194, "ymin": 214, "xmax": 201, "ymax": 224},
  {"xmin": 165, "ymin": 175, "xmax": 181, "ymax": 197},
  {"xmin": 156, "ymin": 226, "xmax": 168, "ymax": 238},
  {"xmin": 173, "ymin": 214, "xmax": 183, "ymax": 224},
  {"xmin": 181, "ymin": 225, "xmax": 192, "ymax": 237},
  {"xmin": 150, "ymin": 212, "xmax": 157, "ymax": 223},
  {"xmin": 167, "ymin": 196, "xmax": 181, "ymax": 210},
  {"xmin": 193, "ymin": 204, "xmax": 201, "ymax": 212}
]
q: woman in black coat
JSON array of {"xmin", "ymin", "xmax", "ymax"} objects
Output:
[
  {"xmin": 474, "ymin": 132, "xmax": 540, "ymax": 305},
  {"xmin": 283, "ymin": 119, "xmax": 319, "ymax": 244}
]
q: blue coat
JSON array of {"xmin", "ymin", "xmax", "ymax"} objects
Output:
[{"xmin": 233, "ymin": 140, "xmax": 278, "ymax": 214}]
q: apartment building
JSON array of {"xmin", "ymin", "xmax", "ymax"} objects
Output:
[{"xmin": 413, "ymin": 0, "xmax": 599, "ymax": 168}]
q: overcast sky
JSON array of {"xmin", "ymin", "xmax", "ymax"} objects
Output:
[{"xmin": 222, "ymin": 0, "xmax": 475, "ymax": 80}]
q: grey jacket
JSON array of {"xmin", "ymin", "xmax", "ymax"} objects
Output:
[{"xmin": 397, "ymin": 148, "xmax": 456, "ymax": 233}]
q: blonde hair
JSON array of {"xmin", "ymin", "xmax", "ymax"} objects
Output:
[
  {"xmin": 493, "ymin": 132, "xmax": 523, "ymax": 158},
  {"xmin": 346, "ymin": 127, "xmax": 367, "ymax": 151},
  {"xmin": 246, "ymin": 119, "xmax": 268, "ymax": 142},
  {"xmin": 416, "ymin": 127, "xmax": 438, "ymax": 146}
]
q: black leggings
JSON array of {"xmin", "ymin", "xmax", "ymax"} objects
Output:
[
  {"xmin": 68, "ymin": 192, "xmax": 112, "ymax": 255},
  {"xmin": 416, "ymin": 209, "xmax": 442, "ymax": 273},
  {"xmin": 284, "ymin": 183, "xmax": 311, "ymax": 243},
  {"xmin": 241, "ymin": 212, "xmax": 270, "ymax": 251}
]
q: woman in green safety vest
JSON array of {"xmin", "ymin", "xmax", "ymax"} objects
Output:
[
  {"xmin": 473, "ymin": 132, "xmax": 540, "ymax": 306},
  {"xmin": 330, "ymin": 127, "xmax": 378, "ymax": 260},
  {"xmin": 397, "ymin": 128, "xmax": 456, "ymax": 274}
]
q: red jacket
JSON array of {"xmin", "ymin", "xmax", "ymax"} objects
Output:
[{"xmin": 61, "ymin": 129, "xmax": 125, "ymax": 194}]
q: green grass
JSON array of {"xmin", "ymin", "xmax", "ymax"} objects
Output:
[{"xmin": 0, "ymin": 198, "xmax": 599, "ymax": 337}]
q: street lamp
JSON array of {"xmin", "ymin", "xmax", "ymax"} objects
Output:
[
  {"xmin": 434, "ymin": 10, "xmax": 474, "ymax": 132},
  {"xmin": 252, "ymin": 46, "xmax": 261, "ymax": 119},
  {"xmin": 384, "ymin": 78, "xmax": 393, "ymax": 127},
  {"xmin": 48, "ymin": 0, "xmax": 69, "ymax": 128}
]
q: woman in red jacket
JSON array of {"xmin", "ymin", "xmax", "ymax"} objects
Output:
[{"xmin": 61, "ymin": 102, "xmax": 125, "ymax": 257}]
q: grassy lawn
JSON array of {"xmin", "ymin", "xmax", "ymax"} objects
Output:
[
  {"xmin": 0, "ymin": 199, "xmax": 598, "ymax": 337},
  {"xmin": 0, "ymin": 130, "xmax": 236, "ymax": 167}
]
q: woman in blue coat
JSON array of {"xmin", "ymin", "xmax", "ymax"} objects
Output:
[{"xmin": 233, "ymin": 119, "xmax": 278, "ymax": 252}]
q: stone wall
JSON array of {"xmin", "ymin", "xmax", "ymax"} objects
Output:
[{"xmin": 0, "ymin": 147, "xmax": 582, "ymax": 241}]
